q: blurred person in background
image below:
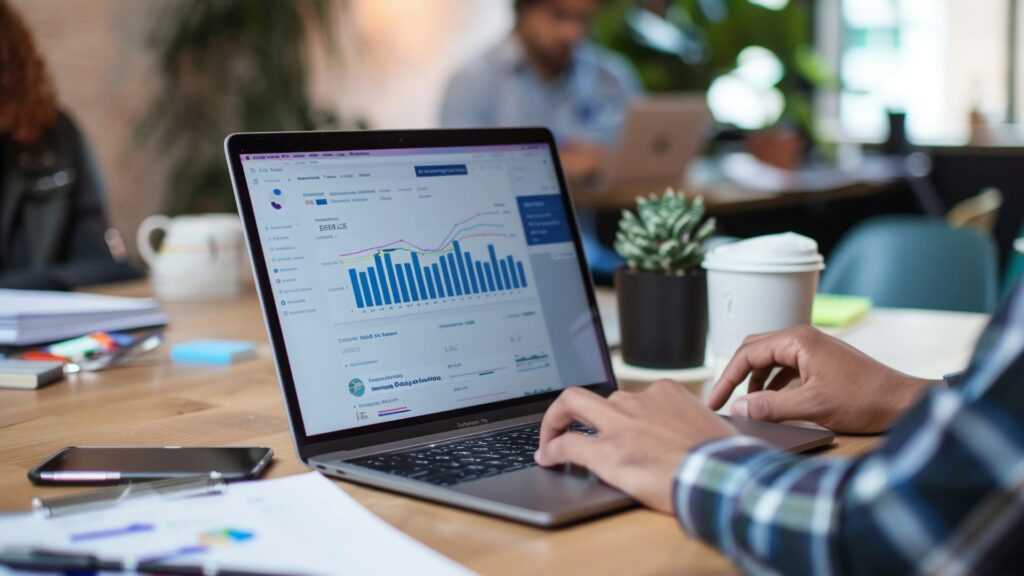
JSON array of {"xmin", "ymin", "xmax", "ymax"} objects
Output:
[
  {"xmin": 440, "ymin": 0, "xmax": 641, "ymax": 276},
  {"xmin": 0, "ymin": 0, "xmax": 137, "ymax": 290}
]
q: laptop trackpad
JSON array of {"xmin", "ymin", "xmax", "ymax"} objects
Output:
[
  {"xmin": 451, "ymin": 464, "xmax": 632, "ymax": 516},
  {"xmin": 727, "ymin": 417, "xmax": 835, "ymax": 452}
]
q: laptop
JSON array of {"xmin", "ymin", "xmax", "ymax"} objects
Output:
[
  {"xmin": 224, "ymin": 128, "xmax": 833, "ymax": 527},
  {"xmin": 588, "ymin": 95, "xmax": 710, "ymax": 192}
]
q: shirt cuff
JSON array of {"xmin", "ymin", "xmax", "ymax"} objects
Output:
[
  {"xmin": 943, "ymin": 370, "xmax": 966, "ymax": 388},
  {"xmin": 673, "ymin": 435, "xmax": 781, "ymax": 550}
]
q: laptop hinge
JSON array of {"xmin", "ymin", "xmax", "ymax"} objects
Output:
[{"xmin": 310, "ymin": 414, "xmax": 542, "ymax": 463}]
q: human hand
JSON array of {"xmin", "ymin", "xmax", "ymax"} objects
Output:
[
  {"xmin": 707, "ymin": 326, "xmax": 942, "ymax": 434},
  {"xmin": 534, "ymin": 381, "xmax": 737, "ymax": 513},
  {"xmin": 558, "ymin": 142, "xmax": 607, "ymax": 180}
]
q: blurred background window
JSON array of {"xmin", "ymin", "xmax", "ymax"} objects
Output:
[
  {"xmin": 816, "ymin": 0, "xmax": 1023, "ymax": 143},
  {"xmin": 10, "ymin": 0, "xmax": 1023, "ymax": 264}
]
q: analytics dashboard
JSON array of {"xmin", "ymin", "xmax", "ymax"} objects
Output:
[{"xmin": 240, "ymin": 144, "xmax": 607, "ymax": 436}]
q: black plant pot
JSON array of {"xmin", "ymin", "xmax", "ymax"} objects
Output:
[{"xmin": 614, "ymin": 268, "xmax": 708, "ymax": 369}]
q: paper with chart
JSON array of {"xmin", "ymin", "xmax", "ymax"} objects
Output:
[{"xmin": 0, "ymin": 473, "xmax": 471, "ymax": 575}]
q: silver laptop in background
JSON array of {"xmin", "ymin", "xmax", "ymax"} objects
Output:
[
  {"xmin": 596, "ymin": 95, "xmax": 710, "ymax": 192},
  {"xmin": 225, "ymin": 128, "xmax": 833, "ymax": 527}
]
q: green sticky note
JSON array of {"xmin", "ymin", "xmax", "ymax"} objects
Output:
[{"xmin": 812, "ymin": 294, "xmax": 872, "ymax": 327}]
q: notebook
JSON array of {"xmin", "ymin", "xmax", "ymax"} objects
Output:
[
  {"xmin": 0, "ymin": 359, "xmax": 64, "ymax": 390},
  {"xmin": 0, "ymin": 290, "xmax": 168, "ymax": 346},
  {"xmin": 812, "ymin": 293, "xmax": 872, "ymax": 327}
]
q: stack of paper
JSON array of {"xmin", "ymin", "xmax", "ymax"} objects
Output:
[{"xmin": 0, "ymin": 289, "xmax": 167, "ymax": 346}]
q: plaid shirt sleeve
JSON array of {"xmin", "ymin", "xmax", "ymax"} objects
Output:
[{"xmin": 675, "ymin": 285, "xmax": 1024, "ymax": 575}]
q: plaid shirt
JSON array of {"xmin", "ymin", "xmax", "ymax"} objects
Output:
[{"xmin": 674, "ymin": 284, "xmax": 1024, "ymax": 575}]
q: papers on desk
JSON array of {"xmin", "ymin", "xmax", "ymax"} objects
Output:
[
  {"xmin": 0, "ymin": 472, "xmax": 470, "ymax": 575},
  {"xmin": 719, "ymin": 153, "xmax": 903, "ymax": 194},
  {"xmin": 0, "ymin": 289, "xmax": 167, "ymax": 346}
]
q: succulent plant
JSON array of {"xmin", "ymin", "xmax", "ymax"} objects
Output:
[{"xmin": 614, "ymin": 188, "xmax": 716, "ymax": 275}]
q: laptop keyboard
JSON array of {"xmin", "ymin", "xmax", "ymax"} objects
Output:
[{"xmin": 348, "ymin": 422, "xmax": 596, "ymax": 486}]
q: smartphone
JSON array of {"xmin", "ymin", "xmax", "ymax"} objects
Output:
[{"xmin": 28, "ymin": 446, "xmax": 274, "ymax": 485}]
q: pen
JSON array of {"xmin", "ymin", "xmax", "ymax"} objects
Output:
[
  {"xmin": 33, "ymin": 473, "xmax": 226, "ymax": 517},
  {"xmin": 0, "ymin": 547, "xmax": 312, "ymax": 576},
  {"xmin": 20, "ymin": 351, "xmax": 69, "ymax": 363},
  {"xmin": 37, "ymin": 470, "xmax": 121, "ymax": 482}
]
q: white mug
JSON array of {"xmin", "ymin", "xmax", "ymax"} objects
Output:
[
  {"xmin": 137, "ymin": 213, "xmax": 249, "ymax": 301},
  {"xmin": 702, "ymin": 233, "xmax": 824, "ymax": 360}
]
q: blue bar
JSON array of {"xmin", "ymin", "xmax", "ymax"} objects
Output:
[
  {"xmin": 431, "ymin": 264, "xmax": 445, "ymax": 298},
  {"xmin": 383, "ymin": 253, "xmax": 400, "ymax": 303},
  {"xmin": 445, "ymin": 253, "xmax": 462, "ymax": 295},
  {"xmin": 465, "ymin": 253, "xmax": 479, "ymax": 294},
  {"xmin": 403, "ymin": 263, "xmax": 420, "ymax": 301},
  {"xmin": 484, "ymin": 262, "xmax": 496, "ymax": 291},
  {"xmin": 516, "ymin": 261, "xmax": 527, "ymax": 288},
  {"xmin": 373, "ymin": 254, "xmax": 392, "ymax": 305},
  {"xmin": 348, "ymin": 269, "xmax": 365, "ymax": 308},
  {"xmin": 440, "ymin": 256, "xmax": 455, "ymax": 296},
  {"xmin": 414, "ymin": 164, "xmax": 468, "ymax": 177},
  {"xmin": 505, "ymin": 256, "xmax": 517, "ymax": 288},
  {"xmin": 367, "ymin": 268, "xmax": 383, "ymax": 306},
  {"xmin": 500, "ymin": 259, "xmax": 512, "ymax": 290},
  {"xmin": 475, "ymin": 261, "xmax": 488, "ymax": 292},
  {"xmin": 411, "ymin": 252, "xmax": 427, "ymax": 299},
  {"xmin": 487, "ymin": 244, "xmax": 503, "ymax": 290},
  {"xmin": 396, "ymin": 265, "xmax": 410, "ymax": 303},
  {"xmin": 454, "ymin": 241, "xmax": 471, "ymax": 293},
  {"xmin": 425, "ymin": 269, "xmax": 437, "ymax": 299},
  {"xmin": 359, "ymin": 271, "xmax": 375, "ymax": 306}
]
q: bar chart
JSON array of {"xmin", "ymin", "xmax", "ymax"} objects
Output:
[{"xmin": 346, "ymin": 239, "xmax": 529, "ymax": 309}]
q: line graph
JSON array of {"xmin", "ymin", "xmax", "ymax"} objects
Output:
[
  {"xmin": 346, "ymin": 240, "xmax": 528, "ymax": 309},
  {"xmin": 338, "ymin": 212, "xmax": 505, "ymax": 261},
  {"xmin": 339, "ymin": 211, "xmax": 530, "ymax": 310}
]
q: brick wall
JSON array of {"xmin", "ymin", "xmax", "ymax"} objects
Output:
[{"xmin": 10, "ymin": 0, "xmax": 512, "ymax": 259}]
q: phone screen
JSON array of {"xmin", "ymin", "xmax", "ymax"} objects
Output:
[{"xmin": 30, "ymin": 446, "xmax": 273, "ymax": 484}]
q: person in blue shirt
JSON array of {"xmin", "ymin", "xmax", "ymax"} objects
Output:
[
  {"xmin": 536, "ymin": 284, "xmax": 1024, "ymax": 574},
  {"xmin": 439, "ymin": 0, "xmax": 642, "ymax": 276}
]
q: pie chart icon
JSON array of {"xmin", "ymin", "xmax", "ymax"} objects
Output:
[{"xmin": 269, "ymin": 188, "xmax": 284, "ymax": 210}]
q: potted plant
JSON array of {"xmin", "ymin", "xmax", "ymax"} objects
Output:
[
  {"xmin": 613, "ymin": 188, "xmax": 715, "ymax": 369},
  {"xmin": 139, "ymin": 0, "xmax": 345, "ymax": 214}
]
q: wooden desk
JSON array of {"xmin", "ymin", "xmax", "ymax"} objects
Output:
[
  {"xmin": 569, "ymin": 155, "xmax": 905, "ymax": 214},
  {"xmin": 0, "ymin": 283, "xmax": 986, "ymax": 575}
]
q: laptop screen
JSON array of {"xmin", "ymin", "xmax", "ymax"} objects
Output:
[{"xmin": 238, "ymin": 142, "xmax": 610, "ymax": 436}]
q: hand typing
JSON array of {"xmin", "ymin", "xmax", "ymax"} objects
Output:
[
  {"xmin": 535, "ymin": 382, "xmax": 736, "ymax": 513},
  {"xmin": 707, "ymin": 326, "xmax": 942, "ymax": 433}
]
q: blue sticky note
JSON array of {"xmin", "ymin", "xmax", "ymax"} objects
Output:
[{"xmin": 171, "ymin": 339, "xmax": 257, "ymax": 365}]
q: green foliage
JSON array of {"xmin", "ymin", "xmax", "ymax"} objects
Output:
[
  {"xmin": 139, "ymin": 0, "xmax": 343, "ymax": 214},
  {"xmin": 614, "ymin": 188, "xmax": 715, "ymax": 275},
  {"xmin": 592, "ymin": 0, "xmax": 833, "ymax": 140}
]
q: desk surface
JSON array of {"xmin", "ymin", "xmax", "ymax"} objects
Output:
[
  {"xmin": 569, "ymin": 155, "xmax": 905, "ymax": 214},
  {"xmin": 0, "ymin": 283, "xmax": 988, "ymax": 575}
]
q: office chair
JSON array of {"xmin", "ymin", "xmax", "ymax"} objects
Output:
[{"xmin": 820, "ymin": 216, "xmax": 998, "ymax": 313}]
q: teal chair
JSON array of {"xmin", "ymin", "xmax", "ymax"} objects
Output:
[
  {"xmin": 820, "ymin": 216, "xmax": 998, "ymax": 313},
  {"xmin": 1000, "ymin": 222, "xmax": 1024, "ymax": 300}
]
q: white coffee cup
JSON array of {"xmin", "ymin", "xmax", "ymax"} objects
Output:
[
  {"xmin": 702, "ymin": 233, "xmax": 825, "ymax": 360},
  {"xmin": 137, "ymin": 213, "xmax": 250, "ymax": 301}
]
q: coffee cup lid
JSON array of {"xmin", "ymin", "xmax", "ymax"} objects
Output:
[{"xmin": 702, "ymin": 232, "xmax": 825, "ymax": 273}]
